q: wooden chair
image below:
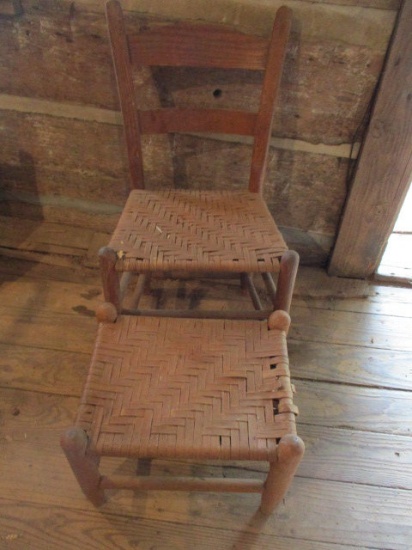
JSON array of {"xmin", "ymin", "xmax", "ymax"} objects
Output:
[
  {"xmin": 98, "ymin": 0, "xmax": 299, "ymax": 318},
  {"xmin": 61, "ymin": 1, "xmax": 304, "ymax": 515},
  {"xmin": 61, "ymin": 310, "xmax": 304, "ymax": 514}
]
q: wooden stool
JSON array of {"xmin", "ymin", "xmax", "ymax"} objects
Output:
[{"xmin": 61, "ymin": 310, "xmax": 304, "ymax": 515}]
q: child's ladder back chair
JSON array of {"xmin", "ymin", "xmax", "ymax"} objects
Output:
[{"xmin": 98, "ymin": 0, "xmax": 299, "ymax": 318}]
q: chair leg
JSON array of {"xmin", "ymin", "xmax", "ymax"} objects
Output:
[
  {"xmin": 60, "ymin": 427, "xmax": 106, "ymax": 507},
  {"xmin": 137, "ymin": 457, "xmax": 153, "ymax": 475},
  {"xmin": 273, "ymin": 250, "xmax": 299, "ymax": 314},
  {"xmin": 241, "ymin": 273, "xmax": 263, "ymax": 310},
  {"xmin": 99, "ymin": 246, "xmax": 121, "ymax": 313},
  {"xmin": 143, "ymin": 274, "xmax": 152, "ymax": 295},
  {"xmin": 240, "ymin": 272, "xmax": 249, "ymax": 295},
  {"xmin": 260, "ymin": 434, "xmax": 304, "ymax": 515}
]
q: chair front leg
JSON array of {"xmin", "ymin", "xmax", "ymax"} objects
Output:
[
  {"xmin": 260, "ymin": 434, "xmax": 305, "ymax": 515},
  {"xmin": 99, "ymin": 246, "xmax": 121, "ymax": 313},
  {"xmin": 60, "ymin": 427, "xmax": 106, "ymax": 507},
  {"xmin": 273, "ymin": 250, "xmax": 299, "ymax": 313}
]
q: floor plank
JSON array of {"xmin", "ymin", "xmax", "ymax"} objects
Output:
[
  {"xmin": 297, "ymin": 424, "xmax": 412, "ymax": 490},
  {"xmin": 0, "ymin": 308, "xmax": 95, "ymax": 353},
  {"xmin": 0, "ymin": 278, "xmax": 102, "ymax": 314},
  {"xmin": 290, "ymin": 304, "xmax": 412, "ymax": 351},
  {"xmin": 296, "ymin": 380, "xmax": 412, "ymax": 435},
  {"xmin": 289, "ymin": 339, "xmax": 412, "ymax": 390},
  {"xmin": 0, "ymin": 344, "xmax": 88, "ymax": 396}
]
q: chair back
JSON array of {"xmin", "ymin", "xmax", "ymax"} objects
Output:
[{"xmin": 106, "ymin": 0, "xmax": 292, "ymax": 193}]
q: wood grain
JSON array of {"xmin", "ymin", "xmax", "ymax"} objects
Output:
[
  {"xmin": 297, "ymin": 424, "xmax": 412, "ymax": 490},
  {"xmin": 0, "ymin": 309, "xmax": 95, "ymax": 353},
  {"xmin": 290, "ymin": 303, "xmax": 412, "ymax": 351},
  {"xmin": 295, "ymin": 380, "xmax": 412, "ymax": 435},
  {"xmin": 0, "ymin": 345, "xmax": 87, "ymax": 396},
  {"xmin": 329, "ymin": 1, "xmax": 412, "ymax": 277},
  {"xmin": 289, "ymin": 340, "xmax": 412, "ymax": 391}
]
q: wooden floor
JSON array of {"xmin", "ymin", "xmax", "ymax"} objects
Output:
[{"xmin": 1, "ymin": 218, "xmax": 412, "ymax": 550}]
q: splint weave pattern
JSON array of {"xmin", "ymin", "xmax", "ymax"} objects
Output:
[
  {"xmin": 76, "ymin": 316, "xmax": 298, "ymax": 461},
  {"xmin": 108, "ymin": 190, "xmax": 288, "ymax": 273}
]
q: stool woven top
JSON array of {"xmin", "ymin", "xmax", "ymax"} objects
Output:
[
  {"xmin": 108, "ymin": 190, "xmax": 288, "ymax": 273},
  {"xmin": 76, "ymin": 315, "xmax": 298, "ymax": 461}
]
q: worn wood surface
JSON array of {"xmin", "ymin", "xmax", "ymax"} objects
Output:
[
  {"xmin": 329, "ymin": 1, "xmax": 412, "ymax": 277},
  {"xmin": 0, "ymin": 218, "xmax": 411, "ymax": 548}
]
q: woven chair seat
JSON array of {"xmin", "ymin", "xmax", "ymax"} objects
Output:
[
  {"xmin": 76, "ymin": 315, "xmax": 298, "ymax": 461},
  {"xmin": 108, "ymin": 190, "xmax": 288, "ymax": 274}
]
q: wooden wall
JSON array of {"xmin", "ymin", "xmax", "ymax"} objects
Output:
[{"xmin": 0, "ymin": 0, "xmax": 400, "ymax": 264}]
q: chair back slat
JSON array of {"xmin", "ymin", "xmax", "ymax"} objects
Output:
[
  {"xmin": 106, "ymin": 0, "xmax": 292, "ymax": 192},
  {"xmin": 139, "ymin": 109, "xmax": 257, "ymax": 136}
]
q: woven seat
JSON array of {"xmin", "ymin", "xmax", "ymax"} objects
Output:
[
  {"xmin": 110, "ymin": 190, "xmax": 288, "ymax": 274},
  {"xmin": 61, "ymin": 311, "xmax": 304, "ymax": 514},
  {"xmin": 97, "ymin": 0, "xmax": 300, "ymax": 317}
]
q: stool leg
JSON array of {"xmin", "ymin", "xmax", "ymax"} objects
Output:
[
  {"xmin": 137, "ymin": 458, "xmax": 152, "ymax": 475},
  {"xmin": 99, "ymin": 246, "xmax": 121, "ymax": 313},
  {"xmin": 60, "ymin": 427, "xmax": 106, "ymax": 507},
  {"xmin": 260, "ymin": 434, "xmax": 304, "ymax": 515},
  {"xmin": 273, "ymin": 250, "xmax": 299, "ymax": 314}
]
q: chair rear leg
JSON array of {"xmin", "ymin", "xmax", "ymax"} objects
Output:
[
  {"xmin": 137, "ymin": 458, "xmax": 153, "ymax": 476},
  {"xmin": 99, "ymin": 246, "xmax": 121, "ymax": 313},
  {"xmin": 260, "ymin": 434, "xmax": 304, "ymax": 515},
  {"xmin": 241, "ymin": 273, "xmax": 263, "ymax": 310},
  {"xmin": 273, "ymin": 250, "xmax": 299, "ymax": 313},
  {"xmin": 61, "ymin": 427, "xmax": 106, "ymax": 507}
]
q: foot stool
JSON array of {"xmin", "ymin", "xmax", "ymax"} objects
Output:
[{"xmin": 61, "ymin": 310, "xmax": 304, "ymax": 515}]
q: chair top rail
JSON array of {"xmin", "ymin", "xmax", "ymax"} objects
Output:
[{"xmin": 128, "ymin": 24, "xmax": 270, "ymax": 70}]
